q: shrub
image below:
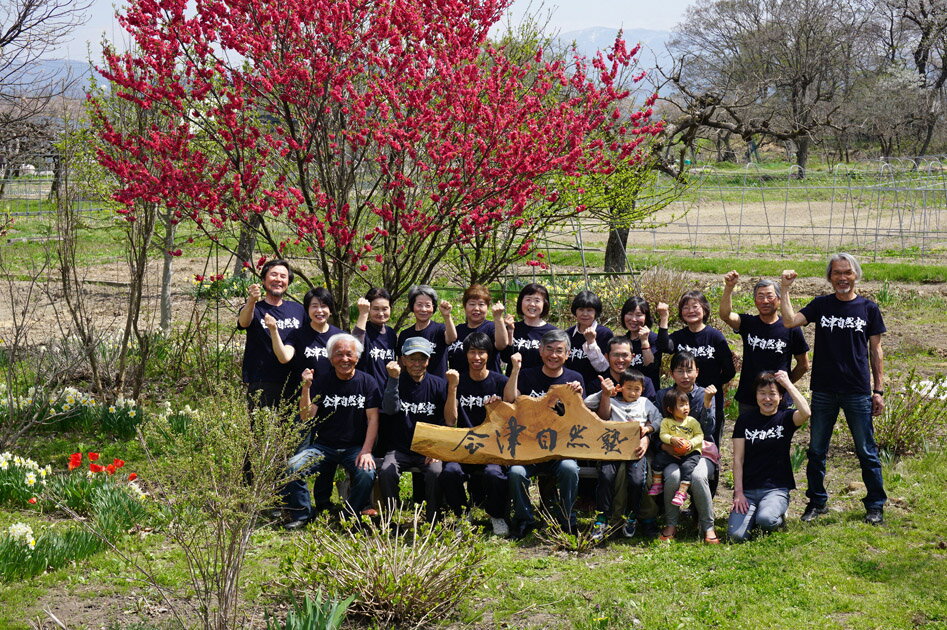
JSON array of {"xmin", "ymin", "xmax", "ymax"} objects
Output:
[
  {"xmin": 532, "ymin": 508, "xmax": 611, "ymax": 553},
  {"xmin": 875, "ymin": 370, "xmax": 947, "ymax": 457},
  {"xmin": 266, "ymin": 591, "xmax": 354, "ymax": 630},
  {"xmin": 285, "ymin": 506, "xmax": 487, "ymax": 627}
]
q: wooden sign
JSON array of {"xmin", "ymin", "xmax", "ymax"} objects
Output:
[{"xmin": 411, "ymin": 384, "xmax": 641, "ymax": 465}]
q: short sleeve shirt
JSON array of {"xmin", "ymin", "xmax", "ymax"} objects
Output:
[
  {"xmin": 398, "ymin": 323, "xmax": 449, "ymax": 377},
  {"xmin": 387, "ymin": 374, "xmax": 448, "ymax": 452},
  {"xmin": 732, "ymin": 408, "xmax": 798, "ymax": 490},
  {"xmin": 356, "ymin": 323, "xmax": 399, "ymax": 391},
  {"xmin": 238, "ymin": 300, "xmax": 305, "ymax": 384},
  {"xmin": 447, "ymin": 321, "xmax": 502, "ymax": 374},
  {"xmin": 457, "ymin": 371, "xmax": 509, "ymax": 428},
  {"xmin": 310, "ymin": 371, "xmax": 380, "ymax": 449},
  {"xmin": 286, "ymin": 324, "xmax": 344, "ymax": 378},
  {"xmin": 734, "ymin": 314, "xmax": 809, "ymax": 405},
  {"xmin": 517, "ymin": 366, "xmax": 585, "ymax": 398},
  {"xmin": 565, "ymin": 323, "xmax": 613, "ymax": 395},
  {"xmin": 799, "ymin": 295, "xmax": 885, "ymax": 394},
  {"xmin": 501, "ymin": 321, "xmax": 558, "ymax": 374}
]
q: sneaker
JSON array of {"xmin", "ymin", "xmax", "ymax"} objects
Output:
[
  {"xmin": 359, "ymin": 508, "xmax": 379, "ymax": 517},
  {"xmin": 282, "ymin": 517, "xmax": 308, "ymax": 531},
  {"xmin": 639, "ymin": 518, "xmax": 660, "ymax": 538},
  {"xmin": 621, "ymin": 517, "xmax": 637, "ymax": 538},
  {"xmin": 490, "ymin": 517, "xmax": 510, "ymax": 537},
  {"xmin": 801, "ymin": 503, "xmax": 828, "ymax": 522},
  {"xmin": 864, "ymin": 508, "xmax": 884, "ymax": 525},
  {"xmin": 671, "ymin": 490, "xmax": 688, "ymax": 507},
  {"xmin": 647, "ymin": 482, "xmax": 663, "ymax": 496},
  {"xmin": 591, "ymin": 521, "xmax": 609, "ymax": 541}
]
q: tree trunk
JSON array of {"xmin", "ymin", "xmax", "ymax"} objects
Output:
[
  {"xmin": 160, "ymin": 215, "xmax": 175, "ymax": 333},
  {"xmin": 233, "ymin": 214, "xmax": 261, "ymax": 277},
  {"xmin": 604, "ymin": 227, "xmax": 630, "ymax": 273},
  {"xmin": 794, "ymin": 136, "xmax": 810, "ymax": 179}
]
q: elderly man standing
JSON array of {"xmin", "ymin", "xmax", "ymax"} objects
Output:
[
  {"xmin": 237, "ymin": 259, "xmax": 305, "ymax": 410},
  {"xmin": 780, "ymin": 253, "xmax": 887, "ymax": 525},
  {"xmin": 281, "ymin": 333, "xmax": 379, "ymax": 530},
  {"xmin": 504, "ymin": 329, "xmax": 584, "ymax": 538}
]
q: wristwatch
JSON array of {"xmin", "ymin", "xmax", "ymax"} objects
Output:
[{"xmin": 872, "ymin": 389, "xmax": 884, "ymax": 396}]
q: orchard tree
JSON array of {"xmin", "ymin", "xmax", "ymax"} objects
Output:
[{"xmin": 93, "ymin": 0, "xmax": 663, "ymax": 319}]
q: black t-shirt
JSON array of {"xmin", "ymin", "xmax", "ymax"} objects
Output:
[
  {"xmin": 732, "ymin": 408, "xmax": 798, "ymax": 490},
  {"xmin": 669, "ymin": 326, "xmax": 736, "ymax": 389},
  {"xmin": 516, "ymin": 366, "xmax": 585, "ymax": 398},
  {"xmin": 286, "ymin": 324, "xmax": 344, "ymax": 378},
  {"xmin": 447, "ymin": 320, "xmax": 502, "ymax": 374},
  {"xmin": 734, "ymin": 314, "xmax": 809, "ymax": 405},
  {"xmin": 238, "ymin": 300, "xmax": 305, "ymax": 384},
  {"xmin": 565, "ymin": 323, "xmax": 613, "ymax": 395},
  {"xmin": 397, "ymin": 323, "xmax": 449, "ymax": 377},
  {"xmin": 627, "ymin": 330, "xmax": 670, "ymax": 394},
  {"xmin": 310, "ymin": 371, "xmax": 380, "ymax": 449},
  {"xmin": 356, "ymin": 322, "xmax": 398, "ymax": 391},
  {"xmin": 799, "ymin": 294, "xmax": 886, "ymax": 395},
  {"xmin": 384, "ymin": 373, "xmax": 448, "ymax": 453},
  {"xmin": 501, "ymin": 321, "xmax": 558, "ymax": 374},
  {"xmin": 457, "ymin": 371, "xmax": 509, "ymax": 428}
]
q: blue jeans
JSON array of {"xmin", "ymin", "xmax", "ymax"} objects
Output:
[
  {"xmin": 508, "ymin": 459, "xmax": 579, "ymax": 526},
  {"xmin": 807, "ymin": 392, "xmax": 886, "ymax": 510},
  {"xmin": 281, "ymin": 443, "xmax": 375, "ymax": 520},
  {"xmin": 727, "ymin": 487, "xmax": 789, "ymax": 542}
]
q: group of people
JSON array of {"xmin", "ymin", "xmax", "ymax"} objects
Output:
[{"xmin": 238, "ymin": 252, "xmax": 888, "ymax": 542}]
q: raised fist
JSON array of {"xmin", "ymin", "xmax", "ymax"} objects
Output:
[
  {"xmin": 583, "ymin": 327, "xmax": 597, "ymax": 345},
  {"xmin": 248, "ymin": 283, "xmax": 262, "ymax": 302},
  {"xmin": 638, "ymin": 325, "xmax": 651, "ymax": 341},
  {"xmin": 773, "ymin": 370, "xmax": 790, "ymax": 387},
  {"xmin": 385, "ymin": 360, "xmax": 401, "ymax": 378},
  {"xmin": 656, "ymin": 301, "xmax": 669, "ymax": 325},
  {"xmin": 439, "ymin": 299, "xmax": 453, "ymax": 317},
  {"xmin": 492, "ymin": 302, "xmax": 505, "ymax": 318},
  {"xmin": 357, "ymin": 297, "xmax": 371, "ymax": 315},
  {"xmin": 445, "ymin": 369, "xmax": 460, "ymax": 387},
  {"xmin": 781, "ymin": 270, "xmax": 797, "ymax": 289},
  {"xmin": 301, "ymin": 368, "xmax": 314, "ymax": 386},
  {"xmin": 724, "ymin": 270, "xmax": 740, "ymax": 288},
  {"xmin": 510, "ymin": 352, "xmax": 522, "ymax": 370},
  {"xmin": 704, "ymin": 383, "xmax": 718, "ymax": 405}
]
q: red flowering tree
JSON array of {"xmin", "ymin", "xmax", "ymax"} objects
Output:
[{"xmin": 93, "ymin": 0, "xmax": 663, "ymax": 312}]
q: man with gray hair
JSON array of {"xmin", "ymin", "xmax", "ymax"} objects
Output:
[
  {"xmin": 503, "ymin": 328, "xmax": 583, "ymax": 537},
  {"xmin": 281, "ymin": 333, "xmax": 379, "ymax": 529},
  {"xmin": 720, "ymin": 271, "xmax": 810, "ymax": 415},
  {"xmin": 780, "ymin": 253, "xmax": 887, "ymax": 525}
]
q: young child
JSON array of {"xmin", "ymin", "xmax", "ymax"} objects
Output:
[
  {"xmin": 585, "ymin": 369, "xmax": 661, "ymax": 539},
  {"xmin": 649, "ymin": 389, "xmax": 705, "ymax": 507}
]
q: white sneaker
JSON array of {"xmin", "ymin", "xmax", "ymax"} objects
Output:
[
  {"xmin": 491, "ymin": 517, "xmax": 509, "ymax": 537},
  {"xmin": 591, "ymin": 521, "xmax": 609, "ymax": 541}
]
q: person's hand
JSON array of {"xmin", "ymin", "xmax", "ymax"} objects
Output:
[
  {"xmin": 704, "ymin": 383, "xmax": 717, "ymax": 406},
  {"xmin": 732, "ymin": 491, "xmax": 749, "ymax": 514},
  {"xmin": 671, "ymin": 436, "xmax": 689, "ymax": 451},
  {"xmin": 357, "ymin": 297, "xmax": 371, "ymax": 316},
  {"xmin": 510, "ymin": 353, "xmax": 522, "ymax": 370},
  {"xmin": 492, "ymin": 302, "xmax": 505, "ymax": 320},
  {"xmin": 445, "ymin": 369, "xmax": 460, "ymax": 387},
  {"xmin": 872, "ymin": 392, "xmax": 885, "ymax": 416},
  {"xmin": 773, "ymin": 370, "xmax": 791, "ymax": 388},
  {"xmin": 567, "ymin": 381, "xmax": 582, "ymax": 394},
  {"xmin": 638, "ymin": 325, "xmax": 651, "ymax": 342},
  {"xmin": 248, "ymin": 283, "xmax": 262, "ymax": 302},
  {"xmin": 724, "ymin": 270, "xmax": 740, "ymax": 289},
  {"xmin": 356, "ymin": 452, "xmax": 376, "ymax": 470},
  {"xmin": 634, "ymin": 434, "xmax": 649, "ymax": 459},
  {"xmin": 424, "ymin": 456, "xmax": 441, "ymax": 465},
  {"xmin": 504, "ymin": 313, "xmax": 515, "ymax": 330},
  {"xmin": 656, "ymin": 302, "xmax": 670, "ymax": 326},
  {"xmin": 583, "ymin": 327, "xmax": 597, "ymax": 345},
  {"xmin": 301, "ymin": 368, "xmax": 314, "ymax": 386},
  {"xmin": 598, "ymin": 375, "xmax": 617, "ymax": 397},
  {"xmin": 263, "ymin": 313, "xmax": 277, "ymax": 331},
  {"xmin": 483, "ymin": 394, "xmax": 501, "ymax": 405},
  {"xmin": 439, "ymin": 299, "xmax": 453, "ymax": 318},
  {"xmin": 385, "ymin": 361, "xmax": 401, "ymax": 378},
  {"xmin": 781, "ymin": 269, "xmax": 797, "ymax": 290}
]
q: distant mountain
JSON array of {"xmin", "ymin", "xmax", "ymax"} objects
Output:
[{"xmin": 557, "ymin": 27, "xmax": 673, "ymax": 74}]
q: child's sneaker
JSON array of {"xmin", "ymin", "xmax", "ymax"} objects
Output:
[
  {"xmin": 591, "ymin": 520, "xmax": 609, "ymax": 541},
  {"xmin": 671, "ymin": 490, "xmax": 688, "ymax": 507},
  {"xmin": 622, "ymin": 517, "xmax": 637, "ymax": 538},
  {"xmin": 647, "ymin": 482, "xmax": 663, "ymax": 496}
]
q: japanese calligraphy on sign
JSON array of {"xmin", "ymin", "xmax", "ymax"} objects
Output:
[{"xmin": 411, "ymin": 385, "xmax": 641, "ymax": 464}]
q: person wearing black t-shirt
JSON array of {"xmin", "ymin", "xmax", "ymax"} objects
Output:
[
  {"xmin": 670, "ymin": 290, "xmax": 736, "ymax": 445},
  {"xmin": 619, "ymin": 296, "xmax": 674, "ymax": 394},
  {"xmin": 453, "ymin": 332, "xmax": 511, "ymax": 536},
  {"xmin": 353, "ymin": 287, "xmax": 399, "ymax": 392},
  {"xmin": 564, "ymin": 290, "xmax": 613, "ymax": 395},
  {"xmin": 446, "ymin": 284, "xmax": 502, "ymax": 374},
  {"xmin": 495, "ymin": 283, "xmax": 558, "ymax": 375},
  {"xmin": 378, "ymin": 337, "xmax": 461, "ymax": 520},
  {"xmin": 504, "ymin": 329, "xmax": 582, "ymax": 538},
  {"xmin": 281, "ymin": 334, "xmax": 379, "ymax": 529},
  {"xmin": 266, "ymin": 287, "xmax": 343, "ymax": 379},
  {"xmin": 728, "ymin": 370, "xmax": 811, "ymax": 542},
  {"xmin": 719, "ymin": 273, "xmax": 809, "ymax": 415},
  {"xmin": 237, "ymin": 259, "xmax": 305, "ymax": 410},
  {"xmin": 396, "ymin": 285, "xmax": 453, "ymax": 378},
  {"xmin": 781, "ymin": 253, "xmax": 888, "ymax": 525}
]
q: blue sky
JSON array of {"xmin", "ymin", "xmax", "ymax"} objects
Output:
[{"xmin": 54, "ymin": 0, "xmax": 696, "ymax": 60}]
